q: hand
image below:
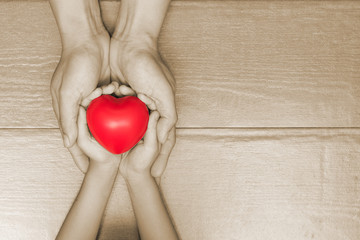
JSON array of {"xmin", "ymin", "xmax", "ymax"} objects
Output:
[
  {"xmin": 120, "ymin": 110, "xmax": 161, "ymax": 181},
  {"xmin": 76, "ymin": 82, "xmax": 136, "ymax": 169},
  {"xmin": 51, "ymin": 32, "xmax": 110, "ymax": 173},
  {"xmin": 77, "ymin": 106, "xmax": 122, "ymax": 169},
  {"xmin": 56, "ymin": 83, "xmax": 128, "ymax": 240},
  {"xmin": 110, "ymin": 37, "xmax": 177, "ymax": 180},
  {"xmin": 118, "ymin": 113, "xmax": 179, "ymax": 240}
]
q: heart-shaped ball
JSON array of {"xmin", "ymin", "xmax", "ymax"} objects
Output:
[{"xmin": 86, "ymin": 95, "xmax": 149, "ymax": 154}]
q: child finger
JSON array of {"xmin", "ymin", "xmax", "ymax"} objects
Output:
[
  {"xmin": 77, "ymin": 107, "xmax": 91, "ymax": 142},
  {"xmin": 138, "ymin": 94, "xmax": 157, "ymax": 110},
  {"xmin": 119, "ymin": 85, "xmax": 136, "ymax": 96},
  {"xmin": 81, "ymin": 88, "xmax": 102, "ymax": 108},
  {"xmin": 77, "ymin": 107, "xmax": 102, "ymax": 157},
  {"xmin": 101, "ymin": 81, "xmax": 118, "ymax": 95},
  {"xmin": 77, "ymin": 107, "xmax": 113, "ymax": 160},
  {"xmin": 114, "ymin": 87, "xmax": 122, "ymax": 97},
  {"xmin": 112, "ymin": 81, "xmax": 119, "ymax": 90},
  {"xmin": 144, "ymin": 111, "xmax": 160, "ymax": 147}
]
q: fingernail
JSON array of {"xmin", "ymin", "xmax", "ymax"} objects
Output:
[{"xmin": 64, "ymin": 135, "xmax": 70, "ymax": 148}]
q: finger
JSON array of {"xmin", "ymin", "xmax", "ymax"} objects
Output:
[
  {"xmin": 119, "ymin": 85, "xmax": 136, "ymax": 96},
  {"xmin": 77, "ymin": 107, "xmax": 102, "ymax": 152},
  {"xmin": 112, "ymin": 81, "xmax": 119, "ymax": 91},
  {"xmin": 68, "ymin": 144, "xmax": 89, "ymax": 173},
  {"xmin": 59, "ymin": 89, "xmax": 81, "ymax": 148},
  {"xmin": 157, "ymin": 107, "xmax": 177, "ymax": 143},
  {"xmin": 151, "ymin": 127, "xmax": 176, "ymax": 178},
  {"xmin": 138, "ymin": 94, "xmax": 157, "ymax": 111},
  {"xmin": 102, "ymin": 81, "xmax": 118, "ymax": 95},
  {"xmin": 144, "ymin": 111, "xmax": 160, "ymax": 148},
  {"xmin": 152, "ymin": 89, "xmax": 177, "ymax": 143},
  {"xmin": 81, "ymin": 88, "xmax": 102, "ymax": 108},
  {"xmin": 112, "ymin": 81, "xmax": 123, "ymax": 97},
  {"xmin": 114, "ymin": 82, "xmax": 126, "ymax": 97},
  {"xmin": 77, "ymin": 107, "xmax": 114, "ymax": 162},
  {"xmin": 77, "ymin": 107, "xmax": 91, "ymax": 143},
  {"xmin": 114, "ymin": 87, "xmax": 122, "ymax": 97}
]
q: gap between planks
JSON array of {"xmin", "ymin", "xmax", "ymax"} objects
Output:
[
  {"xmin": 1, "ymin": 127, "xmax": 360, "ymax": 130},
  {"xmin": 2, "ymin": 127, "xmax": 360, "ymax": 139}
]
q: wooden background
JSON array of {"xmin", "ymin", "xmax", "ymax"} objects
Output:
[{"xmin": 1, "ymin": 0, "xmax": 359, "ymax": 239}]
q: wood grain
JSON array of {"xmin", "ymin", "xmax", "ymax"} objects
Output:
[
  {"xmin": 1, "ymin": 129, "xmax": 359, "ymax": 239},
  {"xmin": 165, "ymin": 128, "xmax": 360, "ymax": 240},
  {"xmin": 0, "ymin": 129, "xmax": 137, "ymax": 240},
  {"xmin": 1, "ymin": 1, "xmax": 360, "ymax": 128}
]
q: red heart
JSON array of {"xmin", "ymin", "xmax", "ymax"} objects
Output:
[{"xmin": 86, "ymin": 95, "xmax": 149, "ymax": 154}]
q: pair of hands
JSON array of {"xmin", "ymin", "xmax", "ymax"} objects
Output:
[
  {"xmin": 51, "ymin": 2, "xmax": 178, "ymax": 238},
  {"xmin": 51, "ymin": 18, "xmax": 177, "ymax": 178},
  {"xmin": 76, "ymin": 82, "xmax": 175, "ymax": 182}
]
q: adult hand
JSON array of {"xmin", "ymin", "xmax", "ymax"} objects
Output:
[
  {"xmin": 49, "ymin": 0, "xmax": 112, "ymax": 173},
  {"xmin": 51, "ymin": 32, "xmax": 110, "ymax": 172},
  {"xmin": 110, "ymin": 37, "xmax": 177, "ymax": 179},
  {"xmin": 110, "ymin": 0, "xmax": 177, "ymax": 179}
]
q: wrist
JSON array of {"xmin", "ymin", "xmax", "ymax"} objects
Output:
[
  {"xmin": 125, "ymin": 171, "xmax": 154, "ymax": 187},
  {"xmin": 112, "ymin": 33, "xmax": 157, "ymax": 53},
  {"xmin": 82, "ymin": 160, "xmax": 119, "ymax": 204},
  {"xmin": 112, "ymin": 0, "xmax": 171, "ymax": 47},
  {"xmin": 110, "ymin": 35, "xmax": 157, "ymax": 81},
  {"xmin": 50, "ymin": 0, "xmax": 106, "ymax": 48},
  {"xmin": 88, "ymin": 159, "xmax": 120, "ymax": 178}
]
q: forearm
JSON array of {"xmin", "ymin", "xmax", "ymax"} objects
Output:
[
  {"xmin": 113, "ymin": 0, "xmax": 171, "ymax": 45},
  {"xmin": 126, "ymin": 174, "xmax": 179, "ymax": 240},
  {"xmin": 56, "ymin": 163, "xmax": 118, "ymax": 240},
  {"xmin": 49, "ymin": 0, "xmax": 105, "ymax": 47}
]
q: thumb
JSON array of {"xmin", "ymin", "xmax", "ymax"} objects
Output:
[
  {"xmin": 144, "ymin": 111, "xmax": 160, "ymax": 148},
  {"xmin": 157, "ymin": 112, "xmax": 177, "ymax": 144},
  {"xmin": 59, "ymin": 92, "xmax": 80, "ymax": 148},
  {"xmin": 151, "ymin": 127, "xmax": 176, "ymax": 178},
  {"xmin": 154, "ymin": 93, "xmax": 177, "ymax": 143}
]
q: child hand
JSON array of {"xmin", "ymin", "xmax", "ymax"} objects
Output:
[
  {"xmin": 76, "ymin": 82, "xmax": 137, "ymax": 170},
  {"xmin": 119, "ymin": 110, "xmax": 161, "ymax": 181},
  {"xmin": 56, "ymin": 81, "xmax": 137, "ymax": 240},
  {"xmin": 129, "ymin": 94, "xmax": 176, "ymax": 184},
  {"xmin": 77, "ymin": 106, "xmax": 122, "ymax": 168}
]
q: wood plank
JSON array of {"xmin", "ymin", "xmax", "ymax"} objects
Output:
[
  {"xmin": 1, "ymin": 129, "xmax": 359, "ymax": 239},
  {"xmin": 164, "ymin": 128, "xmax": 360, "ymax": 240},
  {"xmin": 1, "ymin": 1, "xmax": 360, "ymax": 128},
  {"xmin": 0, "ymin": 129, "xmax": 138, "ymax": 240}
]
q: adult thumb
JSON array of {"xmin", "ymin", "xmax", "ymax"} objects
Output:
[
  {"xmin": 153, "ymin": 89, "xmax": 177, "ymax": 143},
  {"xmin": 157, "ymin": 103, "xmax": 177, "ymax": 144}
]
